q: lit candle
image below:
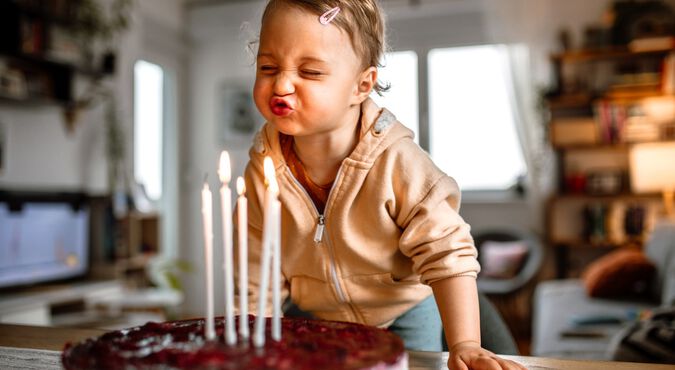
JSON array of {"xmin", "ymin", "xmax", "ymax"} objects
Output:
[
  {"xmin": 219, "ymin": 151, "xmax": 236, "ymax": 346},
  {"xmin": 236, "ymin": 176, "xmax": 249, "ymax": 339},
  {"xmin": 253, "ymin": 156, "xmax": 277, "ymax": 348},
  {"xmin": 201, "ymin": 181, "xmax": 215, "ymax": 340},
  {"xmin": 270, "ymin": 174, "xmax": 281, "ymax": 341}
]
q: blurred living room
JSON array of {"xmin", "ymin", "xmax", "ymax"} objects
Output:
[{"xmin": 1, "ymin": 0, "xmax": 674, "ymax": 366}]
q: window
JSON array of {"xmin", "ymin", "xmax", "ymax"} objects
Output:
[
  {"xmin": 371, "ymin": 50, "xmax": 419, "ymax": 142},
  {"xmin": 428, "ymin": 45, "xmax": 526, "ymax": 191},
  {"xmin": 133, "ymin": 60, "xmax": 164, "ymax": 201}
]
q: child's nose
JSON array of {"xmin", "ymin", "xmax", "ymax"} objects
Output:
[{"xmin": 273, "ymin": 71, "xmax": 295, "ymax": 96}]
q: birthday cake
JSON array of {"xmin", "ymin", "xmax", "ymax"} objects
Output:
[{"xmin": 61, "ymin": 315, "xmax": 408, "ymax": 370}]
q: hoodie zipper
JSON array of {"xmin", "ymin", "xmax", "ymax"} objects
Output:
[
  {"xmin": 286, "ymin": 167, "xmax": 347, "ymax": 303},
  {"xmin": 314, "ymin": 215, "xmax": 326, "ymax": 243}
]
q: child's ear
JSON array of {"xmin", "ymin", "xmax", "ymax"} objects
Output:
[{"xmin": 352, "ymin": 67, "xmax": 377, "ymax": 104}]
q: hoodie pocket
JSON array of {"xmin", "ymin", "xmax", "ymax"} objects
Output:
[
  {"xmin": 345, "ymin": 273, "xmax": 426, "ymax": 303},
  {"xmin": 343, "ymin": 272, "xmax": 430, "ymax": 326},
  {"xmin": 289, "ymin": 275, "xmax": 341, "ymax": 318}
]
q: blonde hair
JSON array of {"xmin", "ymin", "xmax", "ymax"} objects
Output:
[{"xmin": 262, "ymin": 0, "xmax": 390, "ymax": 94}]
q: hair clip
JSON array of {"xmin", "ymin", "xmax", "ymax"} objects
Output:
[{"xmin": 320, "ymin": 6, "xmax": 340, "ymax": 25}]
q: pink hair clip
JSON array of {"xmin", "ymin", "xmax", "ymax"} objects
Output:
[{"xmin": 319, "ymin": 6, "xmax": 340, "ymax": 25}]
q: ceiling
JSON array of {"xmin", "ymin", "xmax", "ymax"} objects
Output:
[{"xmin": 184, "ymin": 0, "xmax": 455, "ymax": 9}]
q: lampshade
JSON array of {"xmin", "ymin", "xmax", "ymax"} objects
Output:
[
  {"xmin": 629, "ymin": 142, "xmax": 675, "ymax": 193},
  {"xmin": 630, "ymin": 142, "xmax": 675, "ymax": 218}
]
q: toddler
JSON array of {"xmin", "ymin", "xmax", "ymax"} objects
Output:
[{"xmin": 239, "ymin": 1, "xmax": 525, "ymax": 369}]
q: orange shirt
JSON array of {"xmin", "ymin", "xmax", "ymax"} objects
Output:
[{"xmin": 280, "ymin": 134, "xmax": 333, "ymax": 214}]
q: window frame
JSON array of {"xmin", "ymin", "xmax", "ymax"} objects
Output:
[
  {"xmin": 133, "ymin": 59, "xmax": 166, "ymax": 203},
  {"xmin": 383, "ymin": 43, "xmax": 528, "ymax": 200},
  {"xmin": 426, "ymin": 44, "xmax": 527, "ymax": 194}
]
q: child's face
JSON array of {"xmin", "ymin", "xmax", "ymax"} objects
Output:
[{"xmin": 254, "ymin": 4, "xmax": 374, "ymax": 138}]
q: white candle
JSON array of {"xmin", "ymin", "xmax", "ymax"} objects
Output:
[
  {"xmin": 201, "ymin": 181, "xmax": 215, "ymax": 341},
  {"xmin": 254, "ymin": 156, "xmax": 276, "ymax": 348},
  {"xmin": 219, "ymin": 151, "xmax": 236, "ymax": 346},
  {"xmin": 236, "ymin": 176, "xmax": 249, "ymax": 339},
  {"xmin": 270, "ymin": 175, "xmax": 281, "ymax": 341}
]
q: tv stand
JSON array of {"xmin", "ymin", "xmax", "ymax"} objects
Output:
[{"xmin": 0, "ymin": 280, "xmax": 124, "ymax": 326}]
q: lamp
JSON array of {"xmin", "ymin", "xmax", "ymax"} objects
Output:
[{"xmin": 629, "ymin": 142, "xmax": 675, "ymax": 218}]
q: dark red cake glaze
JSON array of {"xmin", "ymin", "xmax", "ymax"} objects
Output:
[{"xmin": 62, "ymin": 316, "xmax": 407, "ymax": 370}]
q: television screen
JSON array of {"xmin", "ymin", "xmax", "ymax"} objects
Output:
[{"xmin": 0, "ymin": 201, "xmax": 89, "ymax": 289}]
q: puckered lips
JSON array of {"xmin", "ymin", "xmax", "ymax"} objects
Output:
[{"xmin": 270, "ymin": 97, "xmax": 294, "ymax": 116}]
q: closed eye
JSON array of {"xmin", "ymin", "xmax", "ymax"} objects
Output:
[
  {"xmin": 259, "ymin": 65, "xmax": 277, "ymax": 74},
  {"xmin": 301, "ymin": 70, "xmax": 323, "ymax": 78}
]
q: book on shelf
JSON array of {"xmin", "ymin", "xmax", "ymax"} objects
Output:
[
  {"xmin": 623, "ymin": 117, "xmax": 661, "ymax": 143},
  {"xmin": 550, "ymin": 117, "xmax": 598, "ymax": 147},
  {"xmin": 628, "ymin": 36, "xmax": 675, "ymax": 53},
  {"xmin": 46, "ymin": 26, "xmax": 82, "ymax": 65},
  {"xmin": 663, "ymin": 52, "xmax": 675, "ymax": 95},
  {"xmin": 594, "ymin": 100, "xmax": 626, "ymax": 144},
  {"xmin": 20, "ymin": 18, "xmax": 44, "ymax": 55}
]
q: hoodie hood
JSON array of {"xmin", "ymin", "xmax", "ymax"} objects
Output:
[{"xmin": 249, "ymin": 98, "xmax": 414, "ymax": 173}]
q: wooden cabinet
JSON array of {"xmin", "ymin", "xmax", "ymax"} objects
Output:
[
  {"xmin": 114, "ymin": 212, "xmax": 161, "ymax": 289},
  {"xmin": 545, "ymin": 45, "xmax": 675, "ymax": 277}
]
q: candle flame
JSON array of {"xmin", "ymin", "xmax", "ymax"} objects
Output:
[
  {"xmin": 263, "ymin": 156, "xmax": 274, "ymax": 187},
  {"xmin": 237, "ymin": 177, "xmax": 246, "ymax": 195},
  {"xmin": 263, "ymin": 157, "xmax": 279, "ymax": 196},
  {"xmin": 218, "ymin": 151, "xmax": 231, "ymax": 183},
  {"xmin": 269, "ymin": 177, "xmax": 279, "ymax": 195}
]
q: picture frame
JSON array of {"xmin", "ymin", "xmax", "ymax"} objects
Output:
[{"xmin": 217, "ymin": 81, "xmax": 260, "ymax": 145}]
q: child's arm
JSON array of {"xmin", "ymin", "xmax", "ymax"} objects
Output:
[{"xmin": 431, "ymin": 277, "xmax": 525, "ymax": 370}]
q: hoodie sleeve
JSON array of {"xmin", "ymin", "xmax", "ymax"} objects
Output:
[
  {"xmin": 393, "ymin": 146, "xmax": 481, "ymax": 285},
  {"xmin": 234, "ymin": 161, "xmax": 289, "ymax": 317}
]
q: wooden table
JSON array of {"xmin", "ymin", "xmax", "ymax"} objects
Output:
[{"xmin": 1, "ymin": 324, "xmax": 672, "ymax": 370}]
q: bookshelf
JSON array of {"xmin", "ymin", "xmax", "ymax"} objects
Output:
[
  {"xmin": 0, "ymin": 0, "xmax": 119, "ymax": 127},
  {"xmin": 545, "ymin": 45, "xmax": 675, "ymax": 278}
]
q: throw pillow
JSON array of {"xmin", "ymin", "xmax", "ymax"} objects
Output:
[
  {"xmin": 582, "ymin": 249, "xmax": 656, "ymax": 298},
  {"xmin": 479, "ymin": 241, "xmax": 529, "ymax": 279}
]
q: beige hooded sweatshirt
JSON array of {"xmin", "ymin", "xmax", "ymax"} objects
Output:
[{"xmin": 238, "ymin": 98, "xmax": 480, "ymax": 327}]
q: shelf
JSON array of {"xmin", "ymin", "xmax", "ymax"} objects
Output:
[
  {"xmin": 551, "ymin": 192, "xmax": 661, "ymax": 201},
  {"xmin": 545, "ymin": 93, "xmax": 594, "ymax": 109},
  {"xmin": 554, "ymin": 140, "xmax": 675, "ymax": 150},
  {"xmin": 1, "ymin": 51, "xmax": 105, "ymax": 78},
  {"xmin": 551, "ymin": 46, "xmax": 674, "ymax": 62},
  {"xmin": 0, "ymin": 92, "xmax": 60, "ymax": 106},
  {"xmin": 603, "ymin": 90, "xmax": 675, "ymax": 102},
  {"xmin": 116, "ymin": 254, "xmax": 157, "ymax": 271},
  {"xmin": 547, "ymin": 92, "xmax": 674, "ymax": 110},
  {"xmin": 0, "ymin": 1, "xmax": 115, "ymax": 118}
]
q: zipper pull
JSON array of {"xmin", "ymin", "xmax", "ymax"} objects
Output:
[{"xmin": 314, "ymin": 215, "xmax": 325, "ymax": 243}]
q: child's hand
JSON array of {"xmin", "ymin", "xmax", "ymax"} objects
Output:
[{"xmin": 448, "ymin": 341, "xmax": 526, "ymax": 370}]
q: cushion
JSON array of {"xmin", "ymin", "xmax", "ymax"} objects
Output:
[
  {"xmin": 479, "ymin": 240, "xmax": 529, "ymax": 279},
  {"xmin": 582, "ymin": 249, "xmax": 656, "ymax": 299}
]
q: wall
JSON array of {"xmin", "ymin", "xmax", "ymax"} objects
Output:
[{"xmin": 0, "ymin": 104, "xmax": 106, "ymax": 192}]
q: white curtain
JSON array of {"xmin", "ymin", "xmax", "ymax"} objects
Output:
[{"xmin": 501, "ymin": 44, "xmax": 557, "ymax": 224}]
